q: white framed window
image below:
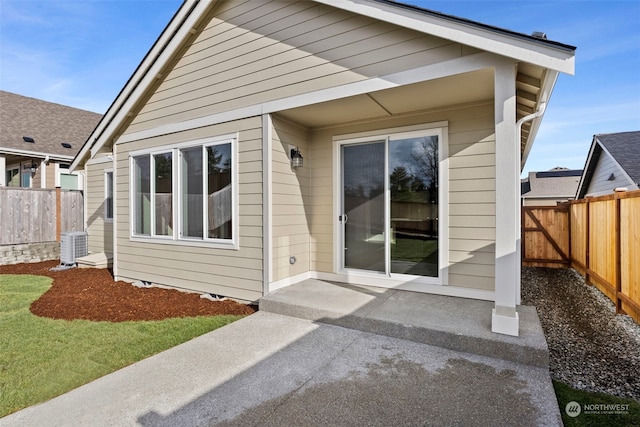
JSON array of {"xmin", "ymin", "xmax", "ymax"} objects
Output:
[
  {"xmin": 130, "ymin": 135, "xmax": 237, "ymax": 249},
  {"xmin": 6, "ymin": 165, "xmax": 20, "ymax": 187},
  {"xmin": 105, "ymin": 170, "xmax": 114, "ymax": 221}
]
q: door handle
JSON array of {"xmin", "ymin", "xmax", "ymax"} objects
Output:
[{"xmin": 339, "ymin": 214, "xmax": 348, "ymax": 224}]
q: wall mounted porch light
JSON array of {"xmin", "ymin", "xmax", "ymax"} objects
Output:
[
  {"xmin": 290, "ymin": 147, "xmax": 303, "ymax": 168},
  {"xmin": 30, "ymin": 162, "xmax": 39, "ymax": 173}
]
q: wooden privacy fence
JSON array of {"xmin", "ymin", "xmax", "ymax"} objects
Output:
[
  {"xmin": 0, "ymin": 187, "xmax": 84, "ymax": 245},
  {"xmin": 522, "ymin": 189, "xmax": 640, "ymax": 323}
]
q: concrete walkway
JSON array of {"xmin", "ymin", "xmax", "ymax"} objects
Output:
[{"xmin": 2, "ymin": 281, "xmax": 562, "ymax": 426}]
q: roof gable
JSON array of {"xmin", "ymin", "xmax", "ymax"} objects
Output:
[
  {"xmin": 597, "ymin": 131, "xmax": 640, "ymax": 184},
  {"xmin": 0, "ymin": 90, "xmax": 102, "ymax": 159},
  {"xmin": 576, "ymin": 131, "xmax": 640, "ymax": 198},
  {"xmin": 71, "ymin": 0, "xmax": 575, "ymax": 170}
]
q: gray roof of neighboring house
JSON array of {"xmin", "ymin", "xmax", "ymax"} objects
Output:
[
  {"xmin": 596, "ymin": 131, "xmax": 640, "ymax": 184},
  {"xmin": 576, "ymin": 131, "xmax": 640, "ymax": 198},
  {"xmin": 0, "ymin": 90, "xmax": 102, "ymax": 159},
  {"xmin": 521, "ymin": 167, "xmax": 582, "ymax": 199}
]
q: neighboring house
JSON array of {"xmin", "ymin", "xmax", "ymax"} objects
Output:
[
  {"xmin": 71, "ymin": 0, "xmax": 575, "ymax": 336},
  {"xmin": 0, "ymin": 91, "xmax": 102, "ymax": 190},
  {"xmin": 576, "ymin": 131, "xmax": 640, "ymax": 198},
  {"xmin": 521, "ymin": 167, "xmax": 582, "ymax": 206}
]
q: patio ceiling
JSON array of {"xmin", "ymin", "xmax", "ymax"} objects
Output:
[{"xmin": 278, "ymin": 65, "xmax": 545, "ymax": 156}]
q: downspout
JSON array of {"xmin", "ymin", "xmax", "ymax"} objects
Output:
[{"xmin": 515, "ymin": 102, "xmax": 546, "ymax": 305}]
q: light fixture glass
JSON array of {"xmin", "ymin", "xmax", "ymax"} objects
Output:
[{"xmin": 291, "ymin": 148, "xmax": 303, "ymax": 168}]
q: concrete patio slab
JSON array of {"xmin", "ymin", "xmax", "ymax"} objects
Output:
[
  {"xmin": 260, "ymin": 279, "xmax": 550, "ymax": 367},
  {"xmin": 2, "ymin": 311, "xmax": 562, "ymax": 427}
]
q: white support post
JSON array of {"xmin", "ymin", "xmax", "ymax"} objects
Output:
[
  {"xmin": 492, "ymin": 61, "xmax": 520, "ymax": 336},
  {"xmin": 40, "ymin": 159, "xmax": 47, "ymax": 188},
  {"xmin": 0, "ymin": 155, "xmax": 6, "ymax": 186}
]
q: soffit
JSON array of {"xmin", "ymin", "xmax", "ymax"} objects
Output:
[{"xmin": 278, "ymin": 68, "xmax": 494, "ymax": 128}]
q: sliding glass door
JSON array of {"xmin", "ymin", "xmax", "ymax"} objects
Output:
[
  {"xmin": 342, "ymin": 142, "xmax": 386, "ymax": 272},
  {"xmin": 340, "ymin": 132, "xmax": 439, "ymax": 278}
]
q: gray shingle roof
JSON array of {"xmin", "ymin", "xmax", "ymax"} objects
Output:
[
  {"xmin": 596, "ymin": 131, "xmax": 640, "ymax": 184},
  {"xmin": 522, "ymin": 168, "xmax": 582, "ymax": 198},
  {"xmin": 0, "ymin": 91, "xmax": 102, "ymax": 158}
]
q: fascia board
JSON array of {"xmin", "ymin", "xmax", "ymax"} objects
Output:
[
  {"xmin": 70, "ymin": 0, "xmax": 211, "ymax": 172},
  {"xmin": 0, "ymin": 147, "xmax": 74, "ymax": 162},
  {"xmin": 316, "ymin": 0, "xmax": 575, "ymax": 75},
  {"xmin": 575, "ymin": 136, "xmax": 599, "ymax": 199},
  {"xmin": 521, "ymin": 69, "xmax": 559, "ymax": 168}
]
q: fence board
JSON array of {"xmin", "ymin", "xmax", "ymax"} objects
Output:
[
  {"xmin": 524, "ymin": 189, "xmax": 640, "ymax": 323},
  {"xmin": 588, "ymin": 198, "xmax": 617, "ymax": 301},
  {"xmin": 570, "ymin": 190, "xmax": 640, "ymax": 323},
  {"xmin": 569, "ymin": 202, "xmax": 587, "ymax": 275},
  {"xmin": 620, "ymin": 195, "xmax": 640, "ymax": 322},
  {"xmin": 61, "ymin": 190, "xmax": 84, "ymax": 233},
  {"xmin": 0, "ymin": 188, "xmax": 83, "ymax": 244},
  {"xmin": 522, "ymin": 205, "xmax": 569, "ymax": 268}
]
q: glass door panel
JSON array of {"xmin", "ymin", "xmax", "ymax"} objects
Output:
[
  {"xmin": 342, "ymin": 142, "xmax": 385, "ymax": 272},
  {"xmin": 389, "ymin": 136, "xmax": 438, "ymax": 276}
]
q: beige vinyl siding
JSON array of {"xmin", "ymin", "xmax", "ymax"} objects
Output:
[
  {"xmin": 125, "ymin": 0, "xmax": 468, "ymax": 135},
  {"xmin": 85, "ymin": 159, "xmax": 113, "ymax": 254},
  {"xmin": 586, "ymin": 150, "xmax": 637, "ymax": 197},
  {"xmin": 114, "ymin": 117, "xmax": 263, "ymax": 302},
  {"xmin": 32, "ymin": 162, "xmax": 42, "ymax": 188},
  {"xmin": 446, "ymin": 104, "xmax": 496, "ymax": 290},
  {"xmin": 308, "ymin": 102, "xmax": 496, "ymax": 291},
  {"xmin": 271, "ymin": 116, "xmax": 311, "ymax": 282},
  {"xmin": 46, "ymin": 162, "xmax": 56, "ymax": 189}
]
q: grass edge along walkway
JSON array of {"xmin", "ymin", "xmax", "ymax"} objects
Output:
[
  {"xmin": 0, "ymin": 274, "xmax": 245, "ymax": 417},
  {"xmin": 553, "ymin": 380, "xmax": 640, "ymax": 426}
]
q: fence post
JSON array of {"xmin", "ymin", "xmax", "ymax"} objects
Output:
[
  {"xmin": 614, "ymin": 189, "xmax": 625, "ymax": 313},
  {"xmin": 585, "ymin": 197, "xmax": 591, "ymax": 285},
  {"xmin": 56, "ymin": 187, "xmax": 61, "ymax": 242}
]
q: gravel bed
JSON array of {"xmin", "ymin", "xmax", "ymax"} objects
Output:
[{"xmin": 521, "ymin": 267, "xmax": 640, "ymax": 401}]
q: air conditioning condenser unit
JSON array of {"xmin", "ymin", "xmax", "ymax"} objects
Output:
[{"xmin": 60, "ymin": 231, "xmax": 88, "ymax": 265}]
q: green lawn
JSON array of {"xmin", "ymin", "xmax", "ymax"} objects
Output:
[
  {"xmin": 0, "ymin": 274, "xmax": 245, "ymax": 417},
  {"xmin": 554, "ymin": 380, "xmax": 640, "ymax": 426}
]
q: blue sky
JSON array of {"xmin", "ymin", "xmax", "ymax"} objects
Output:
[{"xmin": 1, "ymin": 1, "xmax": 639, "ymax": 177}]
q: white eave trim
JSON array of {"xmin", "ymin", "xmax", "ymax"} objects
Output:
[
  {"xmin": 0, "ymin": 147, "xmax": 74, "ymax": 162},
  {"xmin": 575, "ymin": 136, "xmax": 598, "ymax": 198},
  {"xmin": 521, "ymin": 69, "xmax": 559, "ymax": 168},
  {"xmin": 70, "ymin": 0, "xmax": 212, "ymax": 172},
  {"xmin": 316, "ymin": 0, "xmax": 575, "ymax": 75}
]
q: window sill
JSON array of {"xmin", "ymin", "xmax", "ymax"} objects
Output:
[{"xmin": 129, "ymin": 235, "xmax": 239, "ymax": 251}]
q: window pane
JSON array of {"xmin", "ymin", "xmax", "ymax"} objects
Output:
[
  {"xmin": 206, "ymin": 144, "xmax": 232, "ymax": 239},
  {"xmin": 389, "ymin": 136, "xmax": 438, "ymax": 276},
  {"xmin": 154, "ymin": 153, "xmax": 172, "ymax": 236},
  {"xmin": 61, "ymin": 174, "xmax": 78, "ymax": 190},
  {"xmin": 134, "ymin": 156, "xmax": 150, "ymax": 235},
  {"xmin": 6, "ymin": 169, "xmax": 19, "ymax": 187},
  {"xmin": 182, "ymin": 147, "xmax": 203, "ymax": 238},
  {"xmin": 21, "ymin": 172, "xmax": 31, "ymax": 188},
  {"xmin": 105, "ymin": 172, "xmax": 113, "ymax": 220},
  {"xmin": 342, "ymin": 142, "xmax": 386, "ymax": 272}
]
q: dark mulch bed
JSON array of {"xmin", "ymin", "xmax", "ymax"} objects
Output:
[{"xmin": 0, "ymin": 260, "xmax": 256, "ymax": 322}]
